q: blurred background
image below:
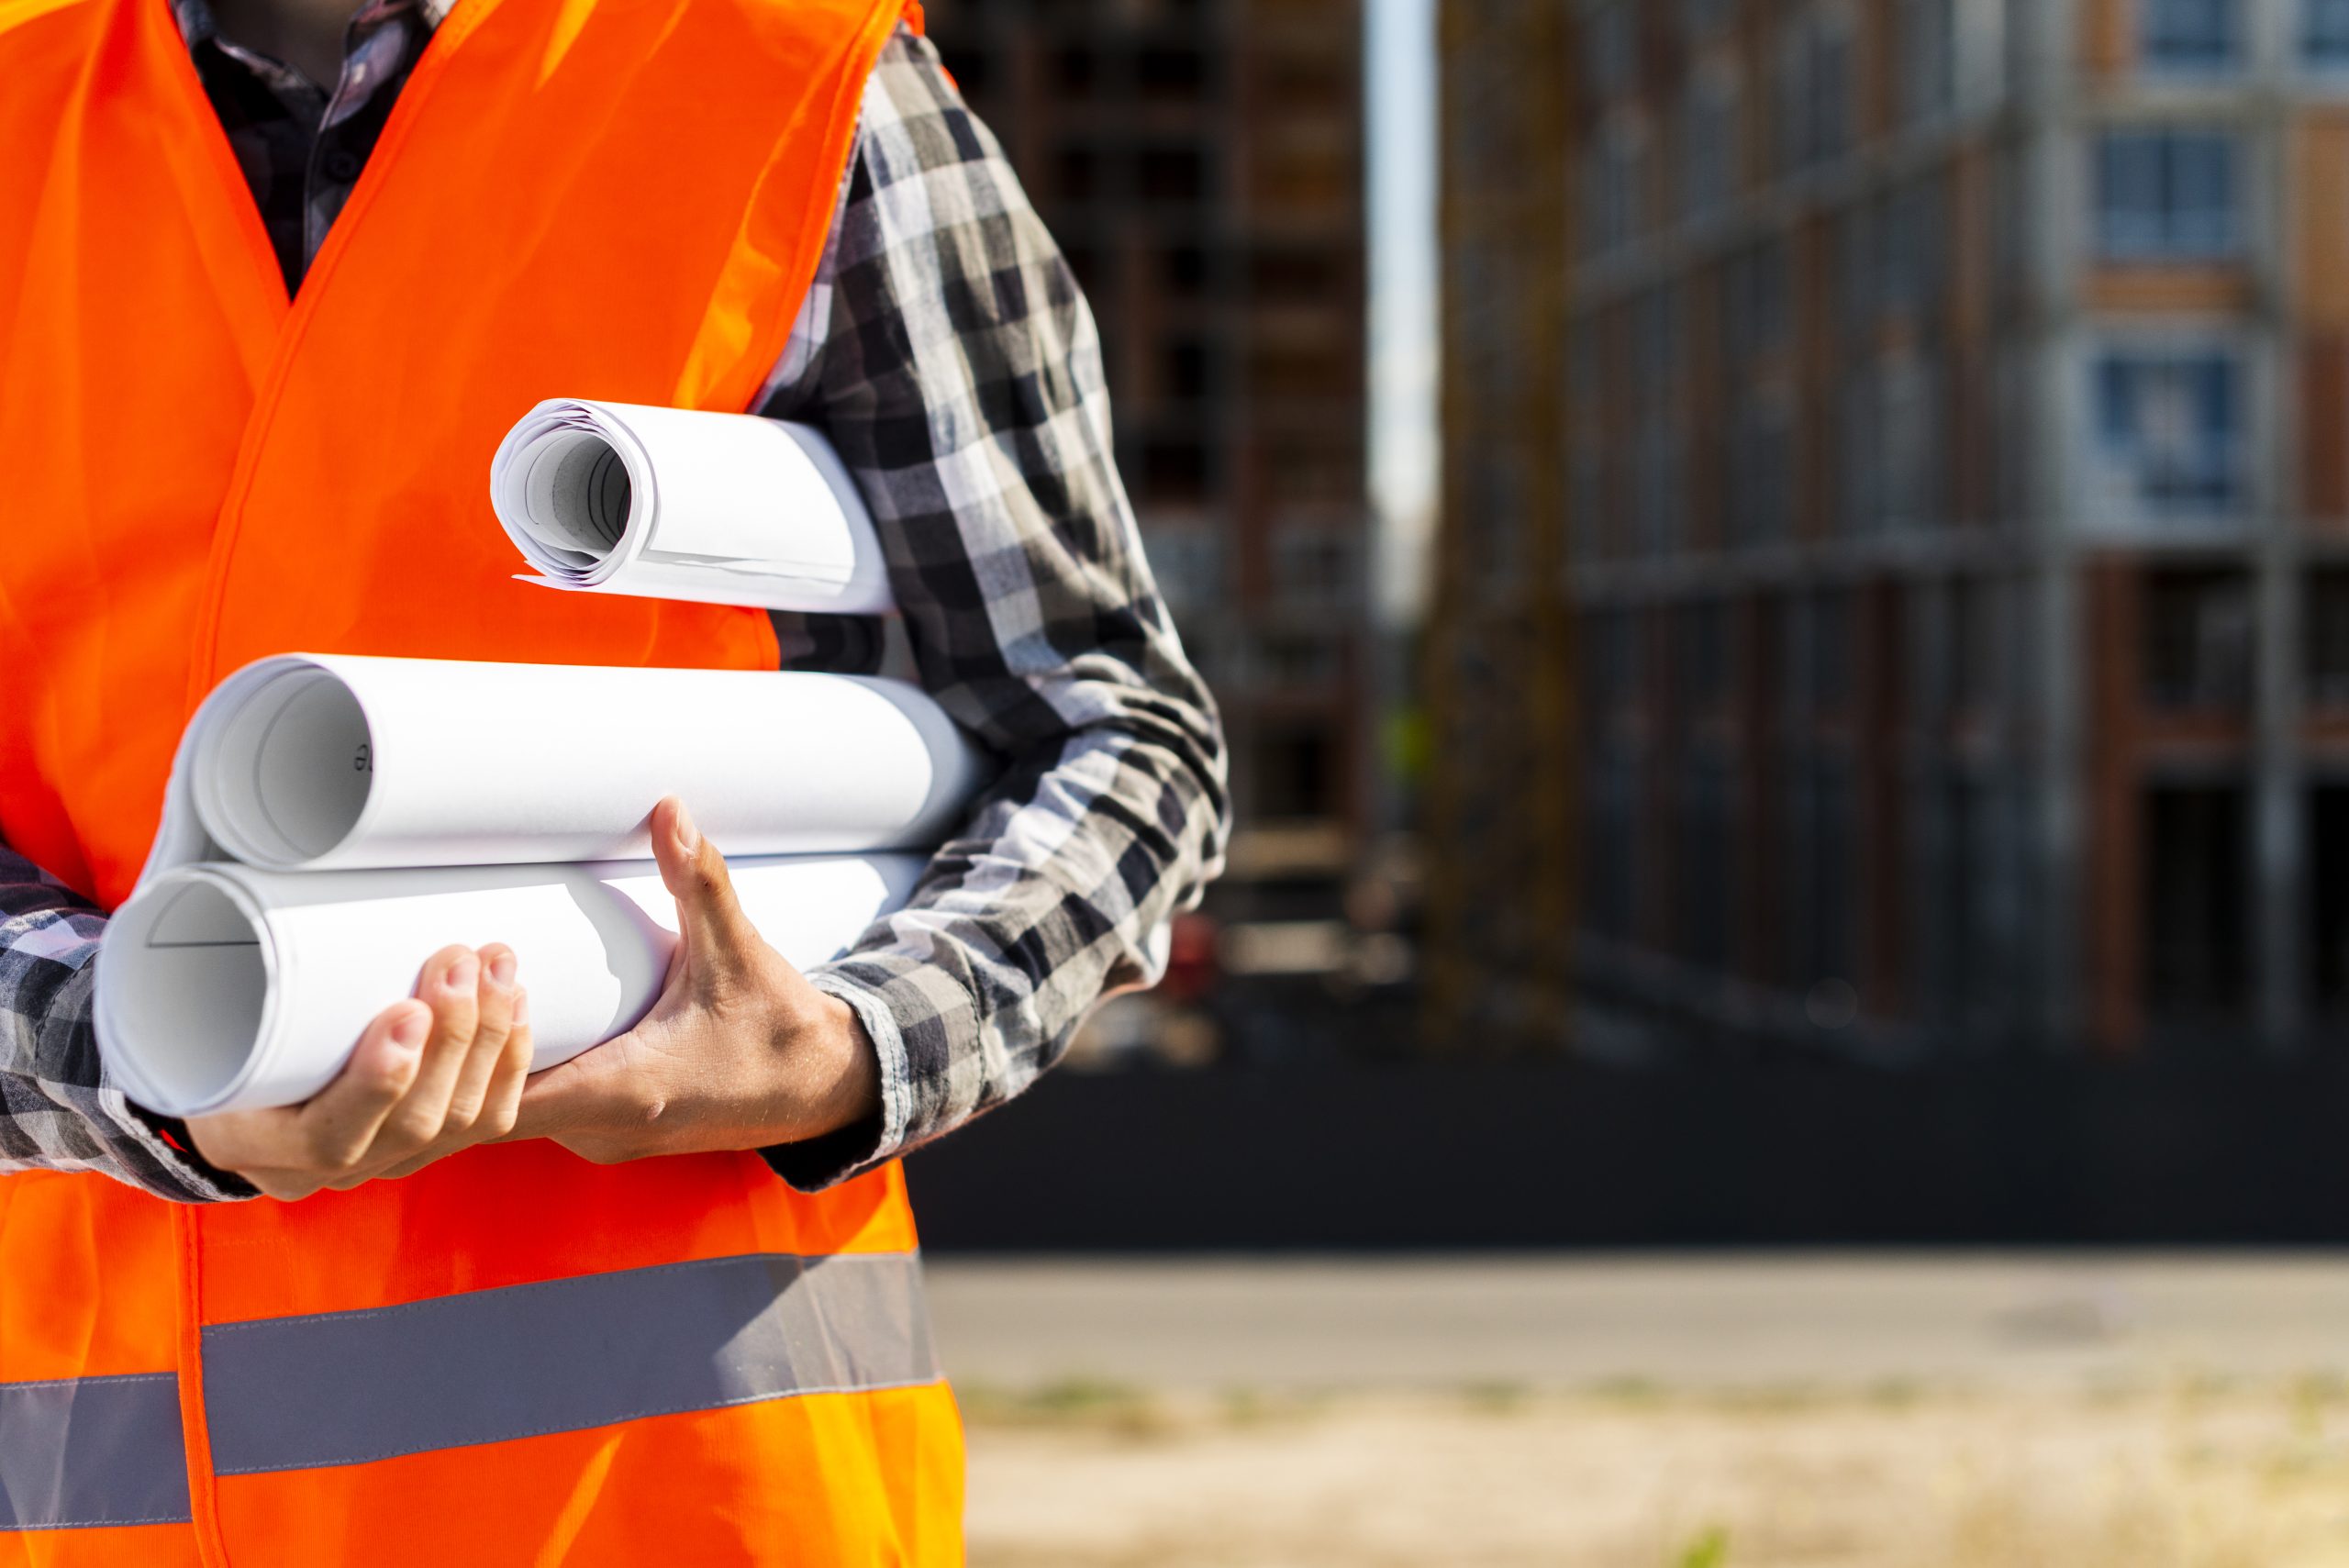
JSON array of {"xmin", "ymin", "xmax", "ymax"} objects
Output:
[{"xmin": 908, "ymin": 2, "xmax": 2349, "ymax": 1562}]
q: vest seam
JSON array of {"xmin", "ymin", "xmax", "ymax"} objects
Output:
[
  {"xmin": 199, "ymin": 1247, "xmax": 922, "ymax": 1335},
  {"xmin": 209, "ymin": 1372, "xmax": 952, "ymax": 1476},
  {"xmin": 0, "ymin": 1371, "xmax": 176, "ymax": 1391}
]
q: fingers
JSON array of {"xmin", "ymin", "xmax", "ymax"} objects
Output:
[
  {"xmin": 284, "ymin": 999, "xmax": 432, "ymax": 1173},
  {"xmin": 372, "ymin": 946, "xmax": 481, "ymax": 1152},
  {"xmin": 381, "ymin": 958, "xmax": 531, "ymax": 1178},
  {"xmin": 445, "ymin": 944, "xmax": 521, "ymax": 1132},
  {"xmin": 650, "ymin": 797, "xmax": 755, "ymax": 981}
]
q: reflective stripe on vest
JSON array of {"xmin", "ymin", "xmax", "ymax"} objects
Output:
[
  {"xmin": 202, "ymin": 1251, "xmax": 936, "ymax": 1475},
  {"xmin": 0, "ymin": 1373, "xmax": 192, "ymax": 1530}
]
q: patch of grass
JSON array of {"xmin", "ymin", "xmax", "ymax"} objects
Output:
[
  {"xmin": 1460, "ymin": 1379, "xmax": 1532, "ymax": 1416},
  {"xmin": 1713, "ymin": 1383, "xmax": 1828, "ymax": 1416},
  {"xmin": 1585, "ymin": 1375, "xmax": 1668, "ymax": 1407},
  {"xmin": 1866, "ymin": 1377, "xmax": 1923, "ymax": 1411},
  {"xmin": 957, "ymin": 1376, "xmax": 1170, "ymax": 1439},
  {"xmin": 1671, "ymin": 1525, "xmax": 1731, "ymax": 1568}
]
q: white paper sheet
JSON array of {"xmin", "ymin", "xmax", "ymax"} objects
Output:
[
  {"xmin": 141, "ymin": 653, "xmax": 981, "ymax": 877},
  {"xmin": 489, "ymin": 399, "xmax": 894, "ymax": 613},
  {"xmin": 96, "ymin": 854, "xmax": 924, "ymax": 1118}
]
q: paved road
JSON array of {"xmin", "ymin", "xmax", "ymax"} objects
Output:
[{"xmin": 926, "ymin": 1253, "xmax": 2349, "ymax": 1393}]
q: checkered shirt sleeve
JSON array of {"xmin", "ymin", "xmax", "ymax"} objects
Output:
[{"xmin": 756, "ymin": 29, "xmax": 1230, "ymax": 1189}]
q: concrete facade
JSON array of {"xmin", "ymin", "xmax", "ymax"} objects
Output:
[{"xmin": 1432, "ymin": 0, "xmax": 2349, "ymax": 1055}]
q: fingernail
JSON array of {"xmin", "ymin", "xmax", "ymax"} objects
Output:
[
  {"xmin": 513, "ymin": 989, "xmax": 530, "ymax": 1028},
  {"xmin": 446, "ymin": 953, "xmax": 479, "ymax": 993},
  {"xmin": 389, "ymin": 1006, "xmax": 429, "ymax": 1050},
  {"xmin": 489, "ymin": 951, "xmax": 517, "ymax": 988},
  {"xmin": 674, "ymin": 804, "xmax": 700, "ymax": 854}
]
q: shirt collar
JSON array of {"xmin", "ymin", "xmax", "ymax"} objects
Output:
[{"xmin": 169, "ymin": 0, "xmax": 450, "ymax": 59}]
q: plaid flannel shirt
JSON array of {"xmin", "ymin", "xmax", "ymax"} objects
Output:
[{"xmin": 0, "ymin": 17, "xmax": 1229, "ymax": 1202}]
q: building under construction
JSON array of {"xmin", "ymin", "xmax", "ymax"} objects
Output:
[
  {"xmin": 1431, "ymin": 0, "xmax": 2349, "ymax": 1056},
  {"xmin": 929, "ymin": 0, "xmax": 1371, "ymax": 930}
]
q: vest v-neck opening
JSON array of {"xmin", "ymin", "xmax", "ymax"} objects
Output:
[
  {"xmin": 175, "ymin": 0, "xmax": 501, "ymax": 701},
  {"xmin": 149, "ymin": 0, "xmax": 464, "ymax": 316},
  {"xmin": 149, "ymin": 0, "xmax": 298, "ymax": 314}
]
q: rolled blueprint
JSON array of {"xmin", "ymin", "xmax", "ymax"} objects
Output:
[
  {"xmin": 143, "ymin": 653, "xmax": 981, "ymax": 876},
  {"xmin": 97, "ymin": 854, "xmax": 924, "ymax": 1118},
  {"xmin": 490, "ymin": 399, "xmax": 894, "ymax": 613}
]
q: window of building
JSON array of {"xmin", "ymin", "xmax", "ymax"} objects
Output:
[
  {"xmin": 1798, "ymin": 757, "xmax": 1857, "ymax": 992},
  {"xmin": 1777, "ymin": 11, "xmax": 1854, "ymax": 171},
  {"xmin": 1163, "ymin": 246, "xmax": 1210, "ymax": 298},
  {"xmin": 1055, "ymin": 47, "xmax": 1101, "ymax": 96},
  {"xmin": 2143, "ymin": 567, "xmax": 2253, "ymax": 710},
  {"xmin": 1136, "ymin": 45, "xmax": 1209, "ymax": 101},
  {"xmin": 1586, "ymin": 751, "xmax": 1637, "ymax": 940},
  {"xmin": 1880, "ymin": 358, "xmax": 1943, "ymax": 530},
  {"xmin": 2307, "ymin": 570, "xmax": 2349, "ymax": 706},
  {"xmin": 2311, "ymin": 784, "xmax": 2349, "ymax": 1014},
  {"xmin": 1809, "ymin": 590, "xmax": 1854, "ymax": 712},
  {"xmin": 1583, "ymin": 2, "xmax": 1637, "ymax": 102},
  {"xmin": 1140, "ymin": 526, "xmax": 1222, "ymax": 610},
  {"xmin": 1267, "ymin": 438, "xmax": 1360, "ymax": 505},
  {"xmin": 1842, "ymin": 367, "xmax": 1884, "ymax": 536},
  {"xmin": 1249, "ymin": 247, "xmax": 1340, "ymax": 302},
  {"xmin": 1682, "ymin": 0, "xmax": 1735, "ymax": 39},
  {"xmin": 2143, "ymin": 784, "xmax": 2248, "ymax": 1018},
  {"xmin": 1253, "ymin": 723, "xmax": 1338, "ymax": 822},
  {"xmin": 2091, "ymin": 348, "xmax": 2245, "ymax": 518},
  {"xmin": 1255, "ymin": 632, "xmax": 1341, "ymax": 690},
  {"xmin": 1728, "ymin": 400, "xmax": 1792, "ymax": 545},
  {"xmin": 1726, "ymin": 239, "xmax": 1789, "ymax": 360},
  {"xmin": 2141, "ymin": 0, "xmax": 2243, "ymax": 72},
  {"xmin": 1899, "ymin": 0, "xmax": 1957, "ymax": 123},
  {"xmin": 1679, "ymin": 601, "xmax": 1731, "ymax": 711},
  {"xmin": 1680, "ymin": 754, "xmax": 1734, "ymax": 968},
  {"xmin": 2096, "ymin": 128, "xmax": 2242, "ymax": 261},
  {"xmin": 1680, "ymin": 72, "xmax": 1738, "ymax": 219},
  {"xmin": 1163, "ymin": 339, "xmax": 1215, "ymax": 403},
  {"xmin": 2310, "ymin": 0, "xmax": 2349, "ymax": 63},
  {"xmin": 1140, "ymin": 148, "xmax": 1208, "ymax": 205},
  {"xmin": 1582, "ymin": 132, "xmax": 1638, "ymax": 256},
  {"xmin": 1141, "ymin": 436, "xmax": 1213, "ymax": 503},
  {"xmin": 1273, "ymin": 528, "xmax": 1356, "ymax": 606}
]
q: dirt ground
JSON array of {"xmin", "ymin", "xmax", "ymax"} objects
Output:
[
  {"xmin": 963, "ymin": 1380, "xmax": 2349, "ymax": 1568},
  {"xmin": 932, "ymin": 1256, "xmax": 2349, "ymax": 1568}
]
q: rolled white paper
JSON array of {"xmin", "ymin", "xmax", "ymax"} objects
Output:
[
  {"xmin": 141, "ymin": 653, "xmax": 981, "ymax": 877},
  {"xmin": 97, "ymin": 854, "xmax": 923, "ymax": 1118},
  {"xmin": 489, "ymin": 399, "xmax": 894, "ymax": 613}
]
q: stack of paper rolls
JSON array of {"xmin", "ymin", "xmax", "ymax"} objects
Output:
[{"xmin": 98, "ymin": 407, "xmax": 972, "ymax": 1118}]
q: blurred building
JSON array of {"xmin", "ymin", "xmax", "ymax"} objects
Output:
[
  {"xmin": 929, "ymin": 0, "xmax": 1373, "ymax": 943},
  {"xmin": 1433, "ymin": 0, "xmax": 2349, "ymax": 1056}
]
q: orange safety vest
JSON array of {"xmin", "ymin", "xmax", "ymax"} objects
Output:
[{"xmin": 0, "ymin": 0, "xmax": 964, "ymax": 1561}]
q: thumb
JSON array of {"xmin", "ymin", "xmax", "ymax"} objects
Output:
[{"xmin": 651, "ymin": 797, "xmax": 757, "ymax": 979}]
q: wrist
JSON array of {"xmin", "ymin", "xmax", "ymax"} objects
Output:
[{"xmin": 774, "ymin": 991, "xmax": 882, "ymax": 1142}]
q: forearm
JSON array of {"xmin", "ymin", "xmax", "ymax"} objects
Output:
[
  {"xmin": 0, "ymin": 849, "xmax": 252, "ymax": 1201},
  {"xmin": 754, "ymin": 28, "xmax": 1230, "ymax": 1190}
]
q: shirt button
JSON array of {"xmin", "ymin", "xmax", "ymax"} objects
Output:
[{"xmin": 323, "ymin": 149, "xmax": 362, "ymax": 182}]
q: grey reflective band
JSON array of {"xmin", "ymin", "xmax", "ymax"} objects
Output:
[
  {"xmin": 0, "ymin": 1372, "xmax": 192, "ymax": 1530},
  {"xmin": 202, "ymin": 1251, "xmax": 937, "ymax": 1475}
]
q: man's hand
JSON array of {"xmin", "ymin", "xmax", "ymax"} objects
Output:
[
  {"xmin": 184, "ymin": 943, "xmax": 532, "ymax": 1201},
  {"xmin": 506, "ymin": 796, "xmax": 881, "ymax": 1164}
]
